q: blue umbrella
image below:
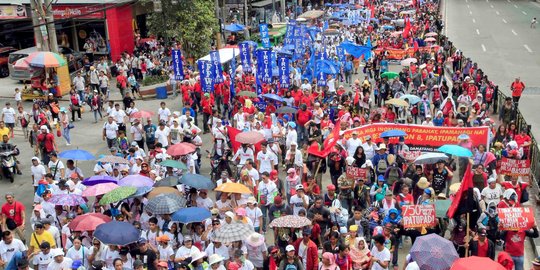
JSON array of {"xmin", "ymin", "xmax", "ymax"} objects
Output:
[
  {"xmin": 370, "ymin": 18, "xmax": 380, "ymax": 23},
  {"xmin": 382, "ymin": 25, "xmax": 395, "ymax": 30},
  {"xmin": 262, "ymin": 93, "xmax": 284, "ymax": 102},
  {"xmin": 410, "ymin": 234, "xmax": 458, "ymax": 270},
  {"xmin": 380, "ymin": 129, "xmax": 407, "ymax": 138},
  {"xmin": 179, "ymin": 173, "xmax": 215, "ymax": 190},
  {"xmin": 437, "ymin": 144, "xmax": 473, "ymax": 157},
  {"xmin": 82, "ymin": 175, "xmax": 117, "ymax": 186},
  {"xmin": 171, "ymin": 207, "xmax": 212, "ymax": 223},
  {"xmin": 128, "ymin": 186, "xmax": 153, "ymax": 198},
  {"xmin": 399, "ymin": 94, "xmax": 421, "ymax": 104},
  {"xmin": 224, "ymin": 23, "xmax": 246, "ymax": 32},
  {"xmin": 94, "ymin": 221, "xmax": 140, "ymax": 245},
  {"xmin": 58, "ymin": 149, "xmax": 95, "ymax": 161}
]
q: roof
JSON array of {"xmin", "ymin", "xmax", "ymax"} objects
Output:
[
  {"xmin": 251, "ymin": 0, "xmax": 273, "ymax": 8},
  {"xmin": 298, "ymin": 10, "xmax": 325, "ymax": 19},
  {"xmin": 5, "ymin": 0, "xmax": 132, "ymax": 5}
]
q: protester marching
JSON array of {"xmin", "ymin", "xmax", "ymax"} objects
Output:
[{"xmin": 2, "ymin": 0, "xmax": 539, "ymax": 270}]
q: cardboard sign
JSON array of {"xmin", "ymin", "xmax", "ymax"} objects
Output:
[
  {"xmin": 399, "ymin": 150, "xmax": 422, "ymax": 161},
  {"xmin": 402, "ymin": 205, "xmax": 437, "ymax": 229},
  {"xmin": 498, "ymin": 158, "xmax": 531, "ymax": 176},
  {"xmin": 498, "ymin": 207, "xmax": 535, "ymax": 231},
  {"xmin": 346, "ymin": 166, "xmax": 367, "ymax": 179}
]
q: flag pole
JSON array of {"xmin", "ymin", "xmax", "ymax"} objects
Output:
[
  {"xmin": 313, "ymin": 158, "xmax": 323, "ymax": 187},
  {"xmin": 465, "ymin": 212, "xmax": 470, "ymax": 257}
]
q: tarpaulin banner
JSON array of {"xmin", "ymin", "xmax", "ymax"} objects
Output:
[
  {"xmin": 259, "ymin": 24, "xmax": 271, "ymax": 48},
  {"xmin": 278, "ymin": 56, "xmax": 290, "ymax": 89},
  {"xmin": 197, "ymin": 60, "xmax": 214, "ymax": 93},
  {"xmin": 316, "ymin": 51, "xmax": 326, "ymax": 87},
  {"xmin": 284, "ymin": 21, "xmax": 296, "ymax": 46},
  {"xmin": 171, "ymin": 50, "xmax": 184, "ymax": 81},
  {"xmin": 209, "ymin": 50, "xmax": 224, "ymax": 84},
  {"xmin": 497, "ymin": 158, "xmax": 531, "ymax": 176},
  {"xmin": 254, "ymin": 101, "xmax": 267, "ymax": 112},
  {"xmin": 257, "ymin": 49, "xmax": 273, "ymax": 84},
  {"xmin": 373, "ymin": 46, "xmax": 441, "ymax": 60},
  {"xmin": 498, "ymin": 207, "xmax": 535, "ymax": 231},
  {"xmin": 239, "ymin": 42, "xmax": 252, "ymax": 73},
  {"xmin": 402, "ymin": 205, "xmax": 437, "ymax": 229},
  {"xmin": 294, "ymin": 25, "xmax": 304, "ymax": 58},
  {"xmin": 344, "ymin": 123, "xmax": 489, "ymax": 152},
  {"xmin": 337, "ymin": 46, "xmax": 346, "ymax": 63},
  {"xmin": 301, "ymin": 24, "xmax": 309, "ymax": 47},
  {"xmin": 346, "ymin": 166, "xmax": 367, "ymax": 179}
]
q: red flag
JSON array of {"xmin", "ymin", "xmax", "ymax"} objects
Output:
[
  {"xmin": 308, "ymin": 121, "xmax": 341, "ymax": 158},
  {"xmin": 413, "ymin": 40, "xmax": 419, "ymax": 52},
  {"xmin": 354, "ymin": 89, "xmax": 360, "ymax": 105},
  {"xmin": 226, "ymin": 127, "xmax": 262, "ymax": 153},
  {"xmin": 370, "ymin": 6, "xmax": 375, "ymax": 18},
  {"xmin": 447, "ymin": 164, "xmax": 475, "ymax": 218},
  {"xmin": 403, "ymin": 18, "xmax": 411, "ymax": 39}
]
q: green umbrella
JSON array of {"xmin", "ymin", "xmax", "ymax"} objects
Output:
[
  {"xmin": 433, "ymin": 200, "xmax": 452, "ymax": 218},
  {"xmin": 99, "ymin": 186, "xmax": 137, "ymax": 205},
  {"xmin": 237, "ymin": 91, "xmax": 258, "ymax": 98},
  {"xmin": 380, "ymin": 71, "xmax": 399, "ymax": 79},
  {"xmin": 159, "ymin": 160, "xmax": 188, "ymax": 170}
]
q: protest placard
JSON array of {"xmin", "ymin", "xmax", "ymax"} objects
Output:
[
  {"xmin": 498, "ymin": 158, "xmax": 531, "ymax": 176},
  {"xmin": 346, "ymin": 166, "xmax": 367, "ymax": 179},
  {"xmin": 498, "ymin": 207, "xmax": 535, "ymax": 231},
  {"xmin": 402, "ymin": 205, "xmax": 437, "ymax": 229}
]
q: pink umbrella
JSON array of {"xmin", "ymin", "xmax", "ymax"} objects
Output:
[
  {"xmin": 118, "ymin": 175, "xmax": 154, "ymax": 187},
  {"xmin": 424, "ymin": 37, "xmax": 437, "ymax": 42},
  {"xmin": 167, "ymin": 142, "xmax": 197, "ymax": 156},
  {"xmin": 235, "ymin": 131, "xmax": 265, "ymax": 144},
  {"xmin": 131, "ymin": 110, "xmax": 155, "ymax": 119},
  {"xmin": 82, "ymin": 182, "xmax": 119, "ymax": 197},
  {"xmin": 68, "ymin": 213, "xmax": 112, "ymax": 232}
]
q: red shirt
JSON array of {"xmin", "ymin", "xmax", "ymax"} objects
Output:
[
  {"xmin": 501, "ymin": 181, "xmax": 528, "ymax": 202},
  {"xmin": 477, "ymin": 240, "xmax": 489, "ymax": 257},
  {"xmin": 514, "ymin": 134, "xmax": 531, "ymax": 148},
  {"xmin": 504, "ymin": 231, "xmax": 527, "ymax": 256},
  {"xmin": 297, "ymin": 109, "xmax": 313, "ymax": 126},
  {"xmin": 511, "ymin": 81, "xmax": 525, "ymax": 97},
  {"xmin": 1, "ymin": 201, "xmax": 25, "ymax": 226},
  {"xmin": 37, "ymin": 133, "xmax": 55, "ymax": 152}
]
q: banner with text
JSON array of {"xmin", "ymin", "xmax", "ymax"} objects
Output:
[
  {"xmin": 346, "ymin": 166, "xmax": 368, "ymax": 179},
  {"xmin": 402, "ymin": 205, "xmax": 437, "ymax": 229},
  {"xmin": 257, "ymin": 49, "xmax": 273, "ymax": 84},
  {"xmin": 497, "ymin": 158, "xmax": 531, "ymax": 176},
  {"xmin": 197, "ymin": 60, "xmax": 214, "ymax": 93},
  {"xmin": 344, "ymin": 123, "xmax": 489, "ymax": 152},
  {"xmin": 209, "ymin": 50, "xmax": 224, "ymax": 84},
  {"xmin": 239, "ymin": 42, "xmax": 252, "ymax": 73},
  {"xmin": 259, "ymin": 24, "xmax": 271, "ymax": 48},
  {"xmin": 171, "ymin": 50, "xmax": 184, "ymax": 81},
  {"xmin": 498, "ymin": 207, "xmax": 535, "ymax": 231},
  {"xmin": 278, "ymin": 56, "xmax": 290, "ymax": 89},
  {"xmin": 284, "ymin": 21, "xmax": 296, "ymax": 46}
]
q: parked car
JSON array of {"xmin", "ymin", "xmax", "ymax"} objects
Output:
[
  {"xmin": 0, "ymin": 43, "xmax": 17, "ymax": 78},
  {"xmin": 9, "ymin": 46, "xmax": 84, "ymax": 81}
]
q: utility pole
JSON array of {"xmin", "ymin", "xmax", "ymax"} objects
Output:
[
  {"xmin": 280, "ymin": 0, "xmax": 286, "ymax": 22},
  {"xmin": 30, "ymin": 0, "xmax": 46, "ymax": 51},
  {"xmin": 44, "ymin": 0, "xmax": 58, "ymax": 53}
]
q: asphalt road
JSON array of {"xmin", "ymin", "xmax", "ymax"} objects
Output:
[{"xmin": 445, "ymin": 0, "xmax": 540, "ymax": 138}]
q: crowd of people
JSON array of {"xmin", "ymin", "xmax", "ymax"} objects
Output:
[{"xmin": 1, "ymin": 0, "xmax": 539, "ymax": 270}]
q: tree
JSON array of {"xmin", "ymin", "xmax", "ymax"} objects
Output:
[{"xmin": 146, "ymin": 0, "xmax": 217, "ymax": 60}]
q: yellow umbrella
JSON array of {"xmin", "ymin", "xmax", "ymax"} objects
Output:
[
  {"xmin": 385, "ymin": 98, "xmax": 409, "ymax": 107},
  {"xmin": 449, "ymin": 183, "xmax": 461, "ymax": 194},
  {"xmin": 148, "ymin": 187, "xmax": 182, "ymax": 199},
  {"xmin": 214, "ymin": 182, "xmax": 252, "ymax": 194}
]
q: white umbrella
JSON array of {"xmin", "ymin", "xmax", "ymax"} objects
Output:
[
  {"xmin": 414, "ymin": 153, "xmax": 449, "ymax": 164},
  {"xmin": 401, "ymin": 58, "xmax": 418, "ymax": 67}
]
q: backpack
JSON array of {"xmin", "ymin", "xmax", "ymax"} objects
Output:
[
  {"xmin": 387, "ymin": 167, "xmax": 400, "ymax": 185},
  {"xmin": 377, "ymin": 156, "xmax": 388, "ymax": 174},
  {"xmin": 520, "ymin": 183, "xmax": 529, "ymax": 203}
]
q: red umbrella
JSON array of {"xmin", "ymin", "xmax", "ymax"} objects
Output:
[
  {"xmin": 450, "ymin": 256, "xmax": 506, "ymax": 270},
  {"xmin": 235, "ymin": 131, "xmax": 265, "ymax": 144},
  {"xmin": 68, "ymin": 213, "xmax": 112, "ymax": 232},
  {"xmin": 167, "ymin": 142, "xmax": 197, "ymax": 156},
  {"xmin": 131, "ymin": 110, "xmax": 155, "ymax": 119}
]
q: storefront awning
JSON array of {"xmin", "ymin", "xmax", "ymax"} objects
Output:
[
  {"xmin": 198, "ymin": 48, "xmax": 240, "ymax": 64},
  {"xmin": 252, "ymin": 0, "xmax": 273, "ymax": 8}
]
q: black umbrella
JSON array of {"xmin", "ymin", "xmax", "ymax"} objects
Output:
[{"xmin": 276, "ymin": 106, "xmax": 298, "ymax": 114}]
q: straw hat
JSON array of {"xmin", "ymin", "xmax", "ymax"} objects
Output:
[
  {"xmin": 190, "ymin": 250, "xmax": 206, "ymax": 262},
  {"xmin": 416, "ymin": 177, "xmax": 430, "ymax": 189},
  {"xmin": 449, "ymin": 183, "xmax": 461, "ymax": 194},
  {"xmin": 208, "ymin": 254, "xmax": 224, "ymax": 265},
  {"xmin": 387, "ymin": 154, "xmax": 396, "ymax": 164},
  {"xmin": 245, "ymin": 232, "xmax": 265, "ymax": 247}
]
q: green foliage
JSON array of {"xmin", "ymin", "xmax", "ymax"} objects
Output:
[
  {"xmin": 141, "ymin": 75, "xmax": 168, "ymax": 86},
  {"xmin": 146, "ymin": 0, "xmax": 217, "ymax": 60}
]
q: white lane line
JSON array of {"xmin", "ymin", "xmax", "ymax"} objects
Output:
[
  {"xmin": 512, "ymin": 29, "xmax": 518, "ymax": 35},
  {"xmin": 481, "ymin": 44, "xmax": 486, "ymax": 52},
  {"xmin": 465, "ymin": 0, "xmax": 468, "ymax": 2},
  {"xmin": 491, "ymin": 4, "xmax": 494, "ymax": 8},
  {"xmin": 507, "ymin": 0, "xmax": 511, "ymax": 3},
  {"xmin": 467, "ymin": 4, "xmax": 470, "ymax": 8},
  {"xmin": 476, "ymin": 29, "xmax": 480, "ymax": 35},
  {"xmin": 469, "ymin": 10, "xmax": 473, "ymax": 15},
  {"xmin": 473, "ymin": 18, "xmax": 476, "ymax": 23},
  {"xmin": 514, "ymin": 4, "xmax": 518, "ymax": 8},
  {"xmin": 486, "ymin": 0, "xmax": 489, "ymax": 2},
  {"xmin": 524, "ymin": 44, "xmax": 533, "ymax": 53},
  {"xmin": 502, "ymin": 18, "xmax": 508, "ymax": 23},
  {"xmin": 496, "ymin": 10, "xmax": 500, "ymax": 15},
  {"xmin": 522, "ymin": 11, "xmax": 527, "ymax": 15}
]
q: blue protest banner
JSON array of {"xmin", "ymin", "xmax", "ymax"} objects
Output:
[
  {"xmin": 209, "ymin": 50, "xmax": 224, "ymax": 84},
  {"xmin": 198, "ymin": 60, "xmax": 214, "ymax": 93},
  {"xmin": 278, "ymin": 56, "xmax": 290, "ymax": 89},
  {"xmin": 257, "ymin": 49, "xmax": 272, "ymax": 84},
  {"xmin": 337, "ymin": 46, "xmax": 346, "ymax": 63},
  {"xmin": 317, "ymin": 71, "xmax": 327, "ymax": 86},
  {"xmin": 239, "ymin": 42, "xmax": 252, "ymax": 73},
  {"xmin": 171, "ymin": 49, "xmax": 184, "ymax": 80},
  {"xmin": 284, "ymin": 21, "xmax": 296, "ymax": 46},
  {"xmin": 254, "ymin": 101, "xmax": 267, "ymax": 112},
  {"xmin": 230, "ymin": 50, "xmax": 236, "ymax": 101},
  {"xmin": 293, "ymin": 24, "xmax": 303, "ymax": 59},
  {"xmin": 301, "ymin": 24, "xmax": 309, "ymax": 47},
  {"xmin": 259, "ymin": 24, "xmax": 271, "ymax": 48}
]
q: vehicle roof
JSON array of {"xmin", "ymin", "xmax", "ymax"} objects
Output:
[{"xmin": 10, "ymin": 47, "xmax": 37, "ymax": 55}]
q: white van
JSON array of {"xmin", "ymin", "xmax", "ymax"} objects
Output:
[{"xmin": 8, "ymin": 47, "xmax": 40, "ymax": 81}]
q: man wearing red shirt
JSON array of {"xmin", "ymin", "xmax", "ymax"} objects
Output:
[
  {"xmin": 501, "ymin": 175, "xmax": 528, "ymax": 203},
  {"xmin": 514, "ymin": 128, "xmax": 532, "ymax": 158},
  {"xmin": 297, "ymin": 105, "xmax": 312, "ymax": 144},
  {"xmin": 469, "ymin": 229, "xmax": 495, "ymax": 259},
  {"xmin": 1, "ymin": 192, "xmax": 26, "ymax": 242},
  {"xmin": 511, "ymin": 78, "xmax": 525, "ymax": 105},
  {"xmin": 37, "ymin": 125, "xmax": 57, "ymax": 165},
  {"xmin": 501, "ymin": 224, "xmax": 538, "ymax": 270},
  {"xmin": 293, "ymin": 227, "xmax": 319, "ymax": 270}
]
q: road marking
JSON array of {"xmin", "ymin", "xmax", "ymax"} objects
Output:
[
  {"xmin": 522, "ymin": 11, "xmax": 527, "ymax": 15},
  {"xmin": 469, "ymin": 10, "xmax": 473, "ymax": 15},
  {"xmin": 473, "ymin": 18, "xmax": 476, "ymax": 23},
  {"xmin": 507, "ymin": 0, "xmax": 511, "ymax": 3},
  {"xmin": 481, "ymin": 44, "xmax": 486, "ymax": 52},
  {"xmin": 502, "ymin": 18, "xmax": 508, "ymax": 23},
  {"xmin": 524, "ymin": 44, "xmax": 533, "ymax": 53},
  {"xmin": 512, "ymin": 29, "xmax": 518, "ymax": 35},
  {"xmin": 491, "ymin": 4, "xmax": 494, "ymax": 8},
  {"xmin": 486, "ymin": 0, "xmax": 489, "ymax": 2},
  {"xmin": 467, "ymin": 4, "xmax": 470, "ymax": 8},
  {"xmin": 465, "ymin": 0, "xmax": 468, "ymax": 2},
  {"xmin": 496, "ymin": 10, "xmax": 500, "ymax": 15},
  {"xmin": 514, "ymin": 4, "xmax": 518, "ymax": 8},
  {"xmin": 476, "ymin": 29, "xmax": 480, "ymax": 35}
]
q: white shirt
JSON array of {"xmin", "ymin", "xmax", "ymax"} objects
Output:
[
  {"xmin": 205, "ymin": 243, "xmax": 230, "ymax": 260},
  {"xmin": 31, "ymin": 164, "xmax": 47, "ymax": 186},
  {"xmin": 289, "ymin": 194, "xmax": 309, "ymax": 215},
  {"xmin": 481, "ymin": 184, "xmax": 503, "ymax": 205},
  {"xmin": 155, "ymin": 126, "xmax": 171, "ymax": 147},
  {"xmin": 175, "ymin": 245, "xmax": 199, "ymax": 260},
  {"xmin": 73, "ymin": 76, "xmax": 85, "ymax": 91},
  {"xmin": 130, "ymin": 124, "xmax": 145, "ymax": 141},
  {"xmin": 370, "ymin": 246, "xmax": 391, "ymax": 270},
  {"xmin": 111, "ymin": 110, "xmax": 127, "ymax": 124},
  {"xmin": 2, "ymin": 107, "xmax": 16, "ymax": 123},
  {"xmin": 93, "ymin": 163, "xmax": 113, "ymax": 176},
  {"xmin": 233, "ymin": 148, "xmax": 254, "ymax": 166},
  {"xmin": 48, "ymin": 160, "xmax": 65, "ymax": 181},
  {"xmin": 0, "ymin": 239, "xmax": 27, "ymax": 263},
  {"xmin": 158, "ymin": 108, "xmax": 172, "ymax": 122},
  {"xmin": 246, "ymin": 207, "xmax": 263, "ymax": 228},
  {"xmin": 256, "ymin": 151, "xmax": 277, "ymax": 174},
  {"xmin": 47, "ymin": 257, "xmax": 73, "ymax": 270},
  {"xmin": 66, "ymin": 246, "xmax": 90, "ymax": 268},
  {"xmin": 196, "ymin": 197, "xmax": 214, "ymax": 210},
  {"xmin": 103, "ymin": 121, "xmax": 119, "ymax": 139},
  {"xmin": 246, "ymin": 167, "xmax": 260, "ymax": 182},
  {"xmin": 257, "ymin": 181, "xmax": 278, "ymax": 206},
  {"xmin": 346, "ymin": 137, "xmax": 363, "ymax": 157},
  {"xmin": 285, "ymin": 130, "xmax": 297, "ymax": 149},
  {"xmin": 34, "ymin": 252, "xmax": 54, "ymax": 270},
  {"xmin": 362, "ymin": 142, "xmax": 378, "ymax": 160}
]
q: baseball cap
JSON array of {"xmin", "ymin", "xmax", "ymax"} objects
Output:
[
  {"xmin": 327, "ymin": 184, "xmax": 336, "ymax": 191},
  {"xmin": 273, "ymin": 195, "xmax": 283, "ymax": 205},
  {"xmin": 183, "ymin": 235, "xmax": 192, "ymax": 242},
  {"xmin": 295, "ymin": 184, "xmax": 304, "ymax": 191},
  {"xmin": 285, "ymin": 245, "xmax": 295, "ymax": 252}
]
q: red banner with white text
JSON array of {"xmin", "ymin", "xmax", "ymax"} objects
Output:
[
  {"xmin": 498, "ymin": 207, "xmax": 535, "ymax": 231},
  {"xmin": 497, "ymin": 158, "xmax": 531, "ymax": 176}
]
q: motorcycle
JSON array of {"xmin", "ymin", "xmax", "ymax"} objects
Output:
[
  {"xmin": 206, "ymin": 149, "xmax": 237, "ymax": 181},
  {"xmin": 0, "ymin": 146, "xmax": 18, "ymax": 183}
]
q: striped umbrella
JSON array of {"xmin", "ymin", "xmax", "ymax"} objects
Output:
[
  {"xmin": 268, "ymin": 215, "xmax": 312, "ymax": 228},
  {"xmin": 145, "ymin": 193, "xmax": 186, "ymax": 214},
  {"xmin": 24, "ymin": 51, "xmax": 67, "ymax": 68},
  {"xmin": 212, "ymin": 223, "xmax": 254, "ymax": 243}
]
